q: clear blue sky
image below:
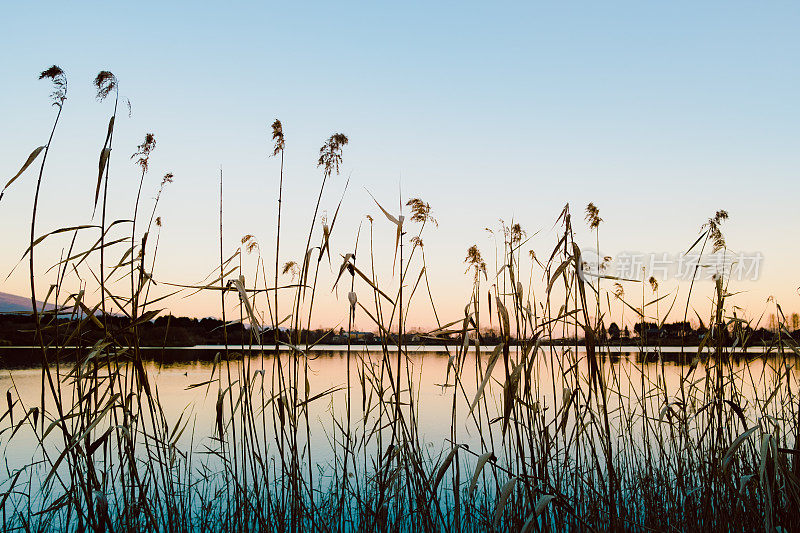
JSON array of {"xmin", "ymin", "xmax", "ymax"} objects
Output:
[{"xmin": 1, "ymin": 1, "xmax": 799, "ymax": 329}]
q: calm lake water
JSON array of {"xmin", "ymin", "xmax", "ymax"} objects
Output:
[{"xmin": 0, "ymin": 345, "xmax": 795, "ymax": 500}]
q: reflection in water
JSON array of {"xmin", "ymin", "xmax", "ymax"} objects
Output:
[{"xmin": 1, "ymin": 346, "xmax": 792, "ymax": 485}]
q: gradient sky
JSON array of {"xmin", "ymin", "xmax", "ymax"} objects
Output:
[{"xmin": 1, "ymin": 1, "xmax": 799, "ymax": 331}]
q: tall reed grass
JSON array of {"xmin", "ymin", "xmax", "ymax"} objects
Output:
[{"xmin": 1, "ymin": 66, "xmax": 799, "ymax": 532}]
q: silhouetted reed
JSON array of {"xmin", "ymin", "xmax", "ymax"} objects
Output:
[{"xmin": 0, "ymin": 67, "xmax": 799, "ymax": 533}]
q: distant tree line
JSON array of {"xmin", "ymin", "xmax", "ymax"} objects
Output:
[{"xmin": 0, "ymin": 313, "xmax": 795, "ymax": 352}]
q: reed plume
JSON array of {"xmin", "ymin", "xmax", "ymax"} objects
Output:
[
  {"xmin": 39, "ymin": 65, "xmax": 67, "ymax": 106},
  {"xmin": 585, "ymin": 202, "xmax": 602, "ymax": 229},
  {"xmin": 317, "ymin": 133, "xmax": 348, "ymax": 177},
  {"xmin": 93, "ymin": 70, "xmax": 117, "ymax": 101},
  {"xmin": 3, "ymin": 67, "xmax": 798, "ymax": 533}
]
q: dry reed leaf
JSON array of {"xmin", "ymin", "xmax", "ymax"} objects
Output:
[
  {"xmin": 488, "ymin": 290, "xmax": 493, "ymax": 326},
  {"xmin": 320, "ymin": 177, "xmax": 350, "ymax": 264},
  {"xmin": 546, "ymin": 258, "xmax": 572, "ymax": 297},
  {"xmin": 557, "ymin": 387, "xmax": 575, "ymax": 435},
  {"xmin": 79, "ymin": 340, "xmax": 112, "ymax": 374},
  {"xmin": 461, "ymin": 314, "xmax": 471, "ymax": 354},
  {"xmin": 759, "ymin": 433, "xmax": 775, "ymax": 480},
  {"xmin": 525, "ymin": 301, "xmax": 534, "ymax": 328},
  {"xmin": 276, "ymin": 395, "xmax": 286, "ymax": 426},
  {"xmin": 130, "ymin": 309, "xmax": 161, "ymax": 329},
  {"xmin": 332, "ymin": 253, "xmax": 354, "ymax": 290},
  {"xmin": 216, "ymin": 391, "xmax": 224, "ymax": 438},
  {"xmin": 658, "ymin": 402, "xmax": 674, "ymax": 422},
  {"xmin": 300, "ymin": 248, "xmax": 314, "ymax": 295},
  {"xmin": 659, "ymin": 292, "xmax": 680, "ymax": 329},
  {"xmin": 0, "ymin": 471, "xmax": 22, "ymax": 510},
  {"xmin": 467, "ymin": 343, "xmax": 504, "ymax": 417},
  {"xmin": 685, "ymin": 230, "xmax": 707, "ymax": 254},
  {"xmin": 5, "ymin": 391, "xmax": 12, "ymax": 426},
  {"xmin": 93, "ymin": 116, "xmax": 114, "ymax": 207},
  {"xmin": 134, "ymin": 357, "xmax": 151, "ymax": 397},
  {"xmin": 8, "ymin": 408, "xmax": 38, "ymax": 441},
  {"xmin": 502, "ymin": 363, "xmax": 523, "ymax": 437},
  {"xmin": 366, "ymin": 190, "xmax": 403, "ymax": 270},
  {"xmin": 278, "ymin": 341, "xmax": 308, "ymax": 357},
  {"xmin": 44, "ymin": 393, "xmax": 121, "ymax": 487},
  {"xmin": 321, "ymin": 223, "xmax": 331, "ymax": 263},
  {"xmin": 522, "ymin": 335, "xmax": 541, "ymax": 384},
  {"xmin": 296, "ymin": 386, "xmax": 344, "ymax": 409},
  {"xmin": 762, "ymin": 380, "xmax": 783, "ymax": 408},
  {"xmin": 644, "ymin": 293, "xmax": 671, "ymax": 308},
  {"xmin": 722, "ymin": 426, "xmax": 759, "ymax": 472},
  {"xmin": 467, "ymin": 451, "xmax": 495, "ymax": 497},
  {"xmin": 142, "ymin": 289, "xmax": 182, "ymax": 308},
  {"xmin": 759, "ymin": 433, "xmax": 776, "ymax": 531},
  {"xmin": 232, "ymin": 275, "xmax": 261, "ymax": 343},
  {"xmin": 521, "ymin": 495, "xmax": 555, "ymax": 533},
  {"xmin": 493, "ymin": 477, "xmax": 516, "ymax": 528},
  {"xmin": 426, "ymin": 317, "xmax": 466, "ymax": 336},
  {"xmin": 86, "ymin": 427, "xmax": 113, "ymax": 457},
  {"xmin": 0, "ymin": 146, "xmax": 45, "ymax": 202},
  {"xmin": 109, "ymin": 245, "xmax": 135, "ymax": 272},
  {"xmin": 95, "ymin": 148, "xmax": 111, "ymax": 206},
  {"xmin": 18, "ymin": 225, "xmax": 99, "ymax": 264},
  {"xmin": 579, "ymin": 271, "xmax": 639, "ymax": 282},
  {"xmin": 367, "ymin": 190, "xmax": 400, "ymax": 226},
  {"xmin": 496, "ymin": 297, "xmax": 510, "ymax": 338},
  {"xmin": 724, "ymin": 400, "xmax": 748, "ymax": 430},
  {"xmin": 546, "ymin": 233, "xmax": 567, "ymax": 265},
  {"xmin": 348, "ymin": 291, "xmax": 357, "ymax": 311},
  {"xmin": 44, "ymin": 224, "xmax": 131, "ymax": 275},
  {"xmin": 432, "ymin": 446, "xmax": 458, "ymax": 493},
  {"xmin": 78, "ymin": 301, "xmax": 104, "ymax": 330},
  {"xmin": 186, "ymin": 379, "xmax": 217, "ymax": 390}
]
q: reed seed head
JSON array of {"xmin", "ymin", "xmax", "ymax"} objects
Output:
[
  {"xmin": 93, "ymin": 71, "xmax": 117, "ymax": 101},
  {"xmin": 282, "ymin": 261, "xmax": 299, "ymax": 280},
  {"xmin": 704, "ymin": 209, "xmax": 729, "ymax": 252},
  {"xmin": 406, "ymin": 198, "xmax": 437, "ymax": 226},
  {"xmin": 39, "ymin": 65, "xmax": 67, "ymax": 106},
  {"xmin": 271, "ymin": 119, "xmax": 285, "ymax": 156},
  {"xmin": 465, "ymin": 245, "xmax": 482, "ymax": 266},
  {"xmin": 585, "ymin": 202, "xmax": 602, "ymax": 229},
  {"xmin": 465, "ymin": 245, "xmax": 487, "ymax": 281},
  {"xmin": 649, "ymin": 276, "xmax": 658, "ymax": 293},
  {"xmin": 131, "ymin": 133, "xmax": 156, "ymax": 172},
  {"xmin": 318, "ymin": 133, "xmax": 349, "ymax": 177},
  {"xmin": 510, "ymin": 223, "xmax": 524, "ymax": 245},
  {"xmin": 241, "ymin": 235, "xmax": 259, "ymax": 254},
  {"xmin": 613, "ymin": 282, "xmax": 624, "ymax": 299}
]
